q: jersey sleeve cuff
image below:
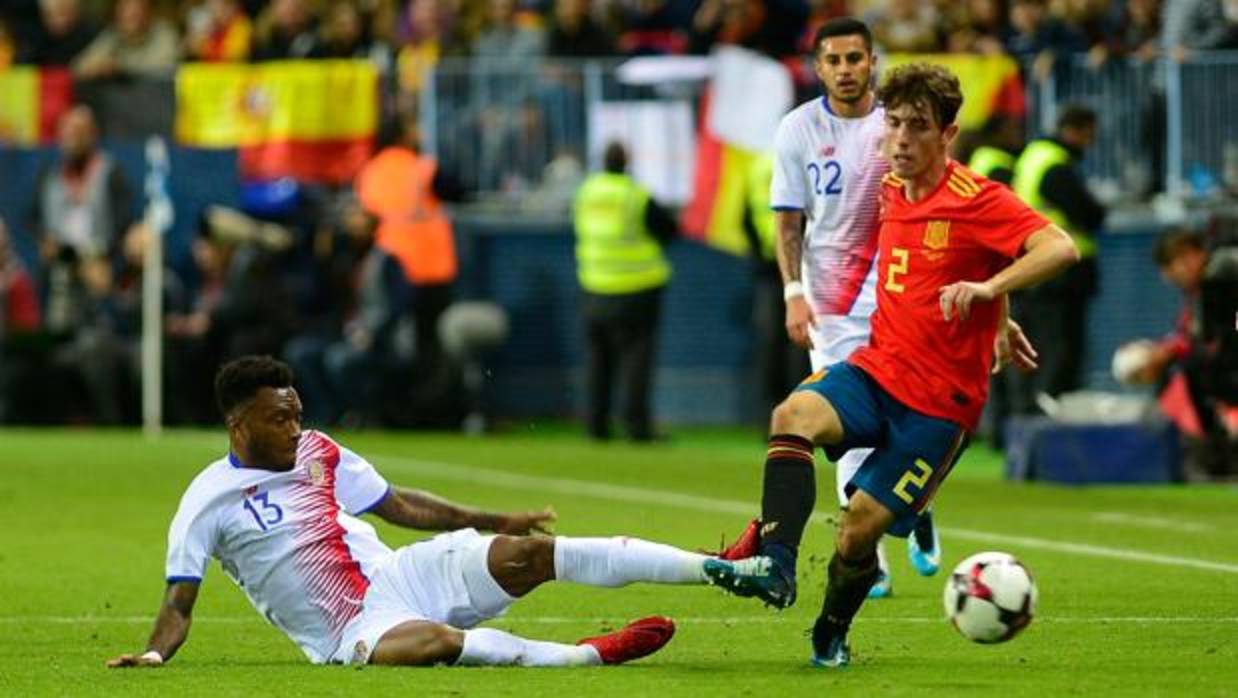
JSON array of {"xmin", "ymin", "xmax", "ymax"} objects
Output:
[
  {"xmin": 166, "ymin": 575, "xmax": 202, "ymax": 584},
  {"xmin": 355, "ymin": 485, "xmax": 392, "ymax": 516},
  {"xmin": 771, "ymin": 205, "xmax": 803, "ymax": 212}
]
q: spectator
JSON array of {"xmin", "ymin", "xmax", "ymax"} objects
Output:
[
  {"xmin": 31, "ymin": 105, "xmax": 133, "ymax": 305},
  {"xmin": 945, "ymin": 0, "xmax": 1011, "ymax": 54},
  {"xmin": 1162, "ymin": 0, "xmax": 1238, "ymax": 59},
  {"xmin": 394, "ymin": 0, "xmax": 469, "ymax": 97},
  {"xmin": 285, "ymin": 194, "xmax": 413, "ymax": 427},
  {"xmin": 547, "ymin": 0, "xmax": 616, "ymax": 57},
  {"xmin": 573, "ymin": 142, "xmax": 676, "ymax": 442},
  {"xmin": 164, "ymin": 216, "xmax": 293, "ymax": 424},
  {"xmin": 185, "ymin": 0, "xmax": 253, "ymax": 62},
  {"xmin": 30, "ymin": 106, "xmax": 136, "ymax": 424},
  {"xmin": 689, "ymin": 0, "xmax": 763, "ymax": 55},
  {"xmin": 1115, "ymin": 230, "xmax": 1238, "ymax": 479},
  {"xmin": 17, "ymin": 0, "xmax": 98, "ymax": 66},
  {"xmin": 252, "ymin": 0, "xmax": 323, "ymax": 60},
  {"xmin": 318, "ymin": 0, "xmax": 393, "ymax": 71},
  {"xmin": 1005, "ymin": 0, "xmax": 1087, "ymax": 83},
  {"xmin": 0, "ymin": 218, "xmax": 42, "ymax": 423},
  {"xmin": 1008, "ymin": 104, "xmax": 1106, "ymax": 413},
  {"xmin": 617, "ymin": 0, "xmax": 694, "ymax": 55},
  {"xmin": 472, "ymin": 0, "xmax": 546, "ymax": 68},
  {"xmin": 868, "ymin": 0, "xmax": 942, "ymax": 53},
  {"xmin": 73, "ymin": 0, "xmax": 180, "ymax": 79},
  {"xmin": 1092, "ymin": 0, "xmax": 1160, "ymax": 62}
]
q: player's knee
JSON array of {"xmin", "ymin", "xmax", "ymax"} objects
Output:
[
  {"xmin": 371, "ymin": 622, "xmax": 464, "ymax": 666},
  {"xmin": 771, "ymin": 392, "xmax": 842, "ymax": 443},
  {"xmin": 836, "ymin": 513, "xmax": 883, "ymax": 560},
  {"xmin": 770, "ymin": 396, "xmax": 813, "ymax": 436},
  {"xmin": 488, "ymin": 535, "xmax": 554, "ymax": 597}
]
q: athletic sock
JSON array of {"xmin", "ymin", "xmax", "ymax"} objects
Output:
[
  {"xmin": 758, "ymin": 434, "xmax": 817, "ymax": 554},
  {"xmin": 553, "ymin": 536, "xmax": 709, "ymax": 587},
  {"xmin": 457, "ymin": 627, "xmax": 600, "ymax": 667},
  {"xmin": 818, "ymin": 550, "xmax": 880, "ymax": 634},
  {"xmin": 913, "ymin": 509, "xmax": 936, "ymax": 551}
]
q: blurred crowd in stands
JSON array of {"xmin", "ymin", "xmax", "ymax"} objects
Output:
[{"xmin": 1, "ymin": 0, "xmax": 1236, "ymax": 83}]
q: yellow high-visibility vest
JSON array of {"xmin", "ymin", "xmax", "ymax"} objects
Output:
[
  {"xmin": 746, "ymin": 154, "xmax": 777, "ymax": 261},
  {"xmin": 573, "ymin": 172, "xmax": 671, "ymax": 294},
  {"xmin": 968, "ymin": 145, "xmax": 1016, "ymax": 180},
  {"xmin": 1012, "ymin": 139, "xmax": 1097, "ymax": 258}
]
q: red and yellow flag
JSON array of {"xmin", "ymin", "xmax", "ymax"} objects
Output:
[
  {"xmin": 175, "ymin": 59, "xmax": 378, "ymax": 183},
  {"xmin": 680, "ymin": 88, "xmax": 758, "ymax": 256},
  {"xmin": 0, "ymin": 67, "xmax": 74, "ymax": 145}
]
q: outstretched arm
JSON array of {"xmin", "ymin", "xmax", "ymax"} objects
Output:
[
  {"xmin": 371, "ymin": 486, "xmax": 555, "ymax": 535},
  {"xmin": 939, "ymin": 224, "xmax": 1079, "ymax": 321},
  {"xmin": 107, "ymin": 581, "xmax": 199, "ymax": 668}
]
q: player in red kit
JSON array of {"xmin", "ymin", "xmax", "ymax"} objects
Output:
[{"xmin": 704, "ymin": 63, "xmax": 1080, "ymax": 666}]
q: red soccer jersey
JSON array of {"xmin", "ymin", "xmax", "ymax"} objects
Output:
[{"xmin": 849, "ymin": 161, "xmax": 1049, "ymax": 430}]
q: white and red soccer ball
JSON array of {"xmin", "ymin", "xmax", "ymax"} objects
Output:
[{"xmin": 943, "ymin": 551, "xmax": 1038, "ymax": 644}]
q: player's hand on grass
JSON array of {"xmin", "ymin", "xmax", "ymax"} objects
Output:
[
  {"xmin": 938, "ymin": 281, "xmax": 996, "ymax": 322},
  {"xmin": 993, "ymin": 319, "xmax": 1038, "ymax": 374},
  {"xmin": 106, "ymin": 651, "xmax": 163, "ymax": 669},
  {"xmin": 785, "ymin": 295, "xmax": 816, "ymax": 350},
  {"xmin": 494, "ymin": 506, "xmax": 557, "ymax": 535}
]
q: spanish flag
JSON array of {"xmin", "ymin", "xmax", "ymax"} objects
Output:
[
  {"xmin": 175, "ymin": 60, "xmax": 378, "ymax": 184},
  {"xmin": 0, "ymin": 67, "xmax": 74, "ymax": 146}
]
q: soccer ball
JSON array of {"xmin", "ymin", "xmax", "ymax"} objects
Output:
[{"xmin": 943, "ymin": 551, "xmax": 1037, "ymax": 644}]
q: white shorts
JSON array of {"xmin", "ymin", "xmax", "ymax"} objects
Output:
[
  {"xmin": 330, "ymin": 528, "xmax": 515, "ymax": 664},
  {"xmin": 808, "ymin": 314, "xmax": 871, "ymax": 372}
]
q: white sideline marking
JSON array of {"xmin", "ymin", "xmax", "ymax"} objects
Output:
[
  {"xmin": 1092, "ymin": 511, "xmax": 1214, "ymax": 533},
  {"xmin": 372, "ymin": 454, "xmax": 1238, "ymax": 576},
  {"xmin": 5, "ymin": 616, "xmax": 1238, "ymax": 625}
]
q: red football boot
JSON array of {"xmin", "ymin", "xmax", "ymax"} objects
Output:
[
  {"xmin": 577, "ymin": 616, "xmax": 676, "ymax": 665},
  {"xmin": 716, "ymin": 518, "xmax": 762, "ymax": 560}
]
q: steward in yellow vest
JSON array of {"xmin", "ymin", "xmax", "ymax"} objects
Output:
[
  {"xmin": 573, "ymin": 142, "xmax": 676, "ymax": 442},
  {"xmin": 964, "ymin": 114, "xmax": 1023, "ymax": 186},
  {"xmin": 1006, "ymin": 105, "xmax": 1106, "ymax": 408},
  {"xmin": 968, "ymin": 145, "xmax": 1017, "ymax": 186}
]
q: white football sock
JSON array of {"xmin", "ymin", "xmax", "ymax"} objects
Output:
[
  {"xmin": 553, "ymin": 536, "xmax": 709, "ymax": 587},
  {"xmin": 457, "ymin": 627, "xmax": 601, "ymax": 667},
  {"xmin": 834, "ymin": 447, "xmax": 873, "ymax": 507}
]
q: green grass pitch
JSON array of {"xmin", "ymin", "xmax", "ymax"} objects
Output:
[{"xmin": 1, "ymin": 427, "xmax": 1235, "ymax": 697}]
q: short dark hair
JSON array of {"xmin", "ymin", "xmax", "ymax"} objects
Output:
[
  {"xmin": 876, "ymin": 63, "xmax": 963, "ymax": 130},
  {"xmin": 1056, "ymin": 104, "xmax": 1097, "ymax": 132},
  {"xmin": 1154, "ymin": 229, "xmax": 1206, "ymax": 268},
  {"xmin": 215, "ymin": 355, "xmax": 294, "ymax": 418},
  {"xmin": 603, "ymin": 141, "xmax": 627, "ymax": 174},
  {"xmin": 814, "ymin": 17, "xmax": 873, "ymax": 54}
]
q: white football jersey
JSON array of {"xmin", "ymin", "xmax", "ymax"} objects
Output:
[
  {"xmin": 770, "ymin": 97, "xmax": 887, "ymax": 318},
  {"xmin": 166, "ymin": 430, "xmax": 393, "ymax": 663}
]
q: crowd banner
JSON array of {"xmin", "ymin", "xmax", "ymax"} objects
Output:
[{"xmin": 176, "ymin": 59, "xmax": 378, "ymax": 183}]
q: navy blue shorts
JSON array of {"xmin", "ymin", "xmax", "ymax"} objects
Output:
[{"xmin": 795, "ymin": 362, "xmax": 969, "ymax": 537}]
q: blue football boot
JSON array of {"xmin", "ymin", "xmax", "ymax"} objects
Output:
[
  {"xmin": 867, "ymin": 541, "xmax": 893, "ymax": 599},
  {"xmin": 810, "ymin": 617, "xmax": 851, "ymax": 668},
  {"xmin": 703, "ymin": 547, "xmax": 797, "ymax": 609}
]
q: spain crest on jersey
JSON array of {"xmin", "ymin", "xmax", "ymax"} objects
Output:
[{"xmin": 924, "ymin": 220, "xmax": 951, "ymax": 250}]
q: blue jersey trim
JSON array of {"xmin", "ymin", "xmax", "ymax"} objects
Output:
[
  {"xmin": 356, "ymin": 485, "xmax": 392, "ymax": 516},
  {"xmin": 227, "ymin": 452, "xmax": 246, "ymax": 469},
  {"xmin": 820, "ymin": 95, "xmax": 834, "ymax": 116},
  {"xmin": 166, "ymin": 575, "xmax": 202, "ymax": 584},
  {"xmin": 771, "ymin": 205, "xmax": 804, "ymax": 212}
]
